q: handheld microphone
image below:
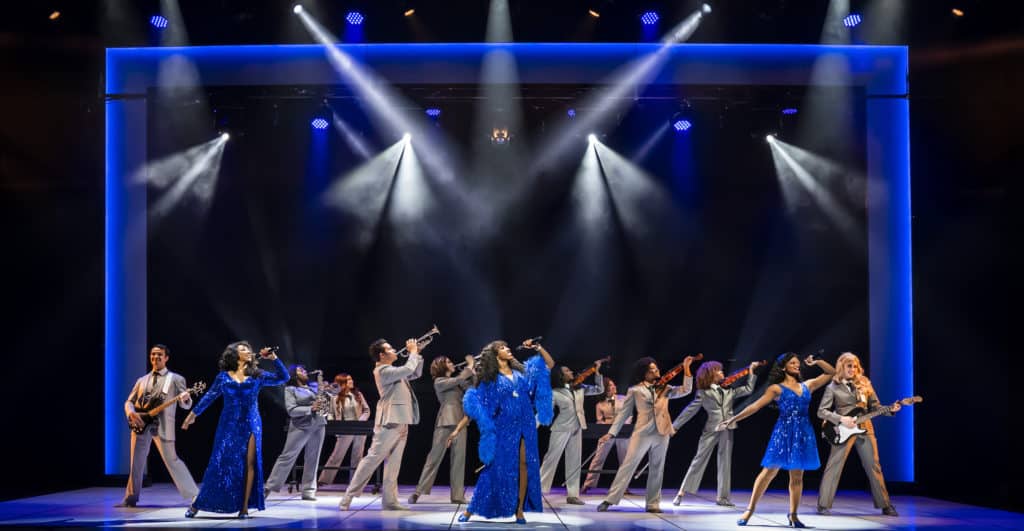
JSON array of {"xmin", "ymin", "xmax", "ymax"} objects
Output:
[{"xmin": 516, "ymin": 336, "xmax": 544, "ymax": 350}]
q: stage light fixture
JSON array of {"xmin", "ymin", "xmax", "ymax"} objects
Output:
[
  {"xmin": 404, "ymin": 9, "xmax": 415, "ymax": 17},
  {"xmin": 587, "ymin": 133, "xmax": 597, "ymax": 143},
  {"xmin": 702, "ymin": 4, "xmax": 712, "ymax": 14},
  {"xmin": 425, "ymin": 108, "xmax": 441, "ymax": 118},
  {"xmin": 293, "ymin": 5, "xmax": 303, "ymax": 14},
  {"xmin": 588, "ymin": 9, "xmax": 600, "ymax": 18},
  {"xmin": 673, "ymin": 119, "xmax": 692, "ymax": 132},
  {"xmin": 49, "ymin": 11, "xmax": 60, "ymax": 20},
  {"xmin": 491, "ymin": 127, "xmax": 511, "ymax": 145},
  {"xmin": 311, "ymin": 118, "xmax": 329, "ymax": 130},
  {"xmin": 220, "ymin": 132, "xmax": 231, "ymax": 141},
  {"xmin": 346, "ymin": 11, "xmax": 365, "ymax": 25},
  {"xmin": 781, "ymin": 108, "xmax": 799, "ymax": 115},
  {"xmin": 402, "ymin": 133, "xmax": 412, "ymax": 142},
  {"xmin": 150, "ymin": 15, "xmax": 169, "ymax": 29},
  {"xmin": 567, "ymin": 108, "xmax": 577, "ymax": 118},
  {"xmin": 843, "ymin": 13, "xmax": 862, "ymax": 28},
  {"xmin": 952, "ymin": 8, "xmax": 964, "ymax": 17},
  {"xmin": 641, "ymin": 12, "xmax": 659, "ymax": 25},
  {"xmin": 765, "ymin": 133, "xmax": 777, "ymax": 142}
]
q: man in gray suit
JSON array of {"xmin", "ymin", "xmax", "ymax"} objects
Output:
[
  {"xmin": 409, "ymin": 355, "xmax": 475, "ymax": 504},
  {"xmin": 264, "ymin": 365, "xmax": 332, "ymax": 501},
  {"xmin": 597, "ymin": 356, "xmax": 695, "ymax": 513},
  {"xmin": 670, "ymin": 360, "xmax": 762, "ymax": 507},
  {"xmin": 816, "ymin": 352, "xmax": 900, "ymax": 516},
  {"xmin": 339, "ymin": 338, "xmax": 423, "ymax": 511},
  {"xmin": 540, "ymin": 361, "xmax": 604, "ymax": 504},
  {"xmin": 120, "ymin": 344, "xmax": 199, "ymax": 507}
]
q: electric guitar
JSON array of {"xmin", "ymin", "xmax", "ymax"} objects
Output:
[
  {"xmin": 129, "ymin": 381, "xmax": 207, "ymax": 434},
  {"xmin": 820, "ymin": 395, "xmax": 921, "ymax": 445}
]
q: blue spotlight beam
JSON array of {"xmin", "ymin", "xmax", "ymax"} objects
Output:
[{"xmin": 106, "ymin": 43, "xmax": 911, "ymax": 479}]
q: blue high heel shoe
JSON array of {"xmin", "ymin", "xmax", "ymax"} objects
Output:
[
  {"xmin": 515, "ymin": 516, "xmax": 526, "ymax": 524},
  {"xmin": 184, "ymin": 506, "xmax": 197, "ymax": 518},
  {"xmin": 737, "ymin": 508, "xmax": 753, "ymax": 526},
  {"xmin": 787, "ymin": 513, "xmax": 806, "ymax": 528},
  {"xmin": 457, "ymin": 512, "xmax": 471, "ymax": 522}
]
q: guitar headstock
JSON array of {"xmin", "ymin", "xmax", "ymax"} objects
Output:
[{"xmin": 190, "ymin": 381, "xmax": 207, "ymax": 396}]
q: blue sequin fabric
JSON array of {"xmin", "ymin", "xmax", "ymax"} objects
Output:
[
  {"xmin": 760, "ymin": 382, "xmax": 820, "ymax": 470},
  {"xmin": 463, "ymin": 355, "xmax": 553, "ymax": 518},
  {"xmin": 190, "ymin": 358, "xmax": 289, "ymax": 513}
]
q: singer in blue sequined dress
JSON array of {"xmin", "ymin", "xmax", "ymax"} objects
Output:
[
  {"xmin": 460, "ymin": 339, "xmax": 554, "ymax": 524},
  {"xmin": 181, "ymin": 342, "xmax": 289, "ymax": 518},
  {"xmin": 716, "ymin": 352, "xmax": 835, "ymax": 528}
]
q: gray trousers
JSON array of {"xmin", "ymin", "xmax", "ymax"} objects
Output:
[
  {"xmin": 583, "ymin": 436, "xmax": 629, "ymax": 489},
  {"xmin": 676, "ymin": 429, "xmax": 734, "ymax": 502},
  {"xmin": 124, "ymin": 426, "xmax": 199, "ymax": 503},
  {"xmin": 414, "ymin": 425, "xmax": 466, "ymax": 500},
  {"xmin": 540, "ymin": 428, "xmax": 583, "ymax": 498},
  {"xmin": 318, "ymin": 435, "xmax": 367, "ymax": 486},
  {"xmin": 344, "ymin": 423, "xmax": 408, "ymax": 507},
  {"xmin": 817, "ymin": 429, "xmax": 891, "ymax": 509},
  {"xmin": 604, "ymin": 432, "xmax": 670, "ymax": 509},
  {"xmin": 265, "ymin": 424, "xmax": 326, "ymax": 496}
]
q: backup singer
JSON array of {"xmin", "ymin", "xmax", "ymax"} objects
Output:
[
  {"xmin": 182, "ymin": 342, "xmax": 288, "ymax": 519},
  {"xmin": 816, "ymin": 352, "xmax": 900, "ymax": 516},
  {"xmin": 596, "ymin": 356, "xmax": 695, "ymax": 513},
  {"xmin": 119, "ymin": 344, "xmax": 199, "ymax": 507},
  {"xmin": 716, "ymin": 353, "xmax": 835, "ymax": 528},
  {"xmin": 460, "ymin": 339, "xmax": 555, "ymax": 524},
  {"xmin": 539, "ymin": 360, "xmax": 604, "ymax": 504},
  {"xmin": 581, "ymin": 378, "xmax": 632, "ymax": 494},
  {"xmin": 338, "ymin": 338, "xmax": 423, "ymax": 511},
  {"xmin": 318, "ymin": 374, "xmax": 371, "ymax": 486},
  {"xmin": 670, "ymin": 361, "xmax": 762, "ymax": 507},
  {"xmin": 264, "ymin": 365, "xmax": 331, "ymax": 501},
  {"xmin": 409, "ymin": 355, "xmax": 476, "ymax": 504}
]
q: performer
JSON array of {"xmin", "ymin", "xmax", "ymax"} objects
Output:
[
  {"xmin": 596, "ymin": 355, "xmax": 696, "ymax": 513},
  {"xmin": 263, "ymin": 365, "xmax": 332, "ymax": 501},
  {"xmin": 539, "ymin": 360, "xmax": 604, "ymax": 504},
  {"xmin": 670, "ymin": 360, "xmax": 763, "ymax": 507},
  {"xmin": 119, "ymin": 344, "xmax": 199, "ymax": 507},
  {"xmin": 337, "ymin": 338, "xmax": 423, "ymax": 511},
  {"xmin": 409, "ymin": 355, "xmax": 476, "ymax": 504},
  {"xmin": 581, "ymin": 378, "xmax": 632, "ymax": 494},
  {"xmin": 318, "ymin": 373, "xmax": 371, "ymax": 487},
  {"xmin": 816, "ymin": 352, "xmax": 900, "ymax": 516},
  {"xmin": 459, "ymin": 338, "xmax": 555, "ymax": 524},
  {"xmin": 181, "ymin": 342, "xmax": 288, "ymax": 518},
  {"xmin": 716, "ymin": 353, "xmax": 835, "ymax": 528}
]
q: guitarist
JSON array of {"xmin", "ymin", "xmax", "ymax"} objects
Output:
[
  {"xmin": 119, "ymin": 344, "xmax": 199, "ymax": 507},
  {"xmin": 816, "ymin": 352, "xmax": 900, "ymax": 517}
]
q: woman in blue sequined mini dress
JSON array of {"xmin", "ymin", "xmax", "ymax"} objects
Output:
[
  {"xmin": 181, "ymin": 342, "xmax": 289, "ymax": 519},
  {"xmin": 717, "ymin": 352, "xmax": 835, "ymax": 528}
]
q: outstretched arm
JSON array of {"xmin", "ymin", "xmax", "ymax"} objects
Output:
[{"xmin": 716, "ymin": 384, "xmax": 781, "ymax": 431}]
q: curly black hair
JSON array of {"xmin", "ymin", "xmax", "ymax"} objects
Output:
[
  {"xmin": 475, "ymin": 340, "xmax": 525, "ymax": 384},
  {"xmin": 551, "ymin": 365, "xmax": 571, "ymax": 389},
  {"xmin": 217, "ymin": 341, "xmax": 262, "ymax": 377},
  {"xmin": 768, "ymin": 352, "xmax": 802, "ymax": 384},
  {"xmin": 631, "ymin": 357, "xmax": 657, "ymax": 385}
]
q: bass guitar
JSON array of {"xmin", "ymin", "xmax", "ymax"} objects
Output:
[
  {"xmin": 820, "ymin": 395, "xmax": 921, "ymax": 445},
  {"xmin": 129, "ymin": 381, "xmax": 207, "ymax": 434}
]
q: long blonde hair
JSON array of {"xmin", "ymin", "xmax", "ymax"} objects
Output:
[{"xmin": 833, "ymin": 352, "xmax": 874, "ymax": 403}]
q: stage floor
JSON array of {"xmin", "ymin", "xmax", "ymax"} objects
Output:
[{"xmin": 1, "ymin": 484, "xmax": 1020, "ymax": 529}]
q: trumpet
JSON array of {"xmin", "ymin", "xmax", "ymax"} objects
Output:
[
  {"xmin": 396, "ymin": 324, "xmax": 440, "ymax": 358},
  {"xmin": 453, "ymin": 353, "xmax": 482, "ymax": 370}
]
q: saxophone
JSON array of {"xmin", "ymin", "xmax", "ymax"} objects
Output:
[{"xmin": 310, "ymin": 370, "xmax": 340, "ymax": 418}]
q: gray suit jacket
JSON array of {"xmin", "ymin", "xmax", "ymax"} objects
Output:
[
  {"xmin": 434, "ymin": 366, "xmax": 474, "ymax": 427},
  {"xmin": 672, "ymin": 372, "xmax": 757, "ymax": 433},
  {"xmin": 285, "ymin": 384, "xmax": 328, "ymax": 429},
  {"xmin": 817, "ymin": 380, "xmax": 889, "ymax": 431},
  {"xmin": 550, "ymin": 374, "xmax": 604, "ymax": 432},
  {"xmin": 125, "ymin": 370, "xmax": 191, "ymax": 441},
  {"xmin": 374, "ymin": 353, "xmax": 424, "ymax": 426},
  {"xmin": 609, "ymin": 377, "xmax": 693, "ymax": 438}
]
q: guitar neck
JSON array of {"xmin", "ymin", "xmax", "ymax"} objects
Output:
[{"xmin": 144, "ymin": 392, "xmax": 186, "ymax": 417}]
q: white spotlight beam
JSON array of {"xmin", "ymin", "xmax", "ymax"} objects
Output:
[
  {"xmin": 321, "ymin": 139, "xmax": 406, "ymax": 249},
  {"xmin": 141, "ymin": 135, "xmax": 227, "ymax": 222},
  {"xmin": 331, "ymin": 112, "xmax": 374, "ymax": 160},
  {"xmin": 527, "ymin": 7, "xmax": 708, "ymax": 176}
]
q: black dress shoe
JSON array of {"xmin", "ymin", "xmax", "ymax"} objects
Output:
[
  {"xmin": 301, "ymin": 494, "xmax": 317, "ymax": 501},
  {"xmin": 646, "ymin": 506, "xmax": 663, "ymax": 513},
  {"xmin": 882, "ymin": 506, "xmax": 899, "ymax": 516},
  {"xmin": 407, "ymin": 493, "xmax": 419, "ymax": 504},
  {"xmin": 115, "ymin": 500, "xmax": 137, "ymax": 508},
  {"xmin": 566, "ymin": 497, "xmax": 585, "ymax": 505},
  {"xmin": 816, "ymin": 506, "xmax": 831, "ymax": 515},
  {"xmin": 716, "ymin": 499, "xmax": 736, "ymax": 507},
  {"xmin": 596, "ymin": 501, "xmax": 611, "ymax": 512}
]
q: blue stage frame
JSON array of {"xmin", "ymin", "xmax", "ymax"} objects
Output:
[{"xmin": 105, "ymin": 43, "xmax": 912, "ymax": 481}]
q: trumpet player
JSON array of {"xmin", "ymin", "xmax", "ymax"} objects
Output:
[
  {"xmin": 339, "ymin": 337, "xmax": 424, "ymax": 511},
  {"xmin": 264, "ymin": 365, "xmax": 334, "ymax": 501}
]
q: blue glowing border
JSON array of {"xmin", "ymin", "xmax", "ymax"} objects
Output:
[{"xmin": 105, "ymin": 43, "xmax": 911, "ymax": 480}]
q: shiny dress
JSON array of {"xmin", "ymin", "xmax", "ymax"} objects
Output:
[
  {"xmin": 761, "ymin": 382, "xmax": 821, "ymax": 470},
  {"xmin": 462, "ymin": 355, "xmax": 553, "ymax": 518},
  {"xmin": 191, "ymin": 357, "xmax": 288, "ymax": 513}
]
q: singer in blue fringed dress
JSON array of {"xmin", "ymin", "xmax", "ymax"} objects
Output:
[
  {"xmin": 715, "ymin": 352, "xmax": 835, "ymax": 528},
  {"xmin": 181, "ymin": 342, "xmax": 289, "ymax": 518},
  {"xmin": 459, "ymin": 339, "xmax": 554, "ymax": 524}
]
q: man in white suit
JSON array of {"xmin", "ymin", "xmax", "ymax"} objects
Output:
[{"xmin": 338, "ymin": 338, "xmax": 423, "ymax": 511}]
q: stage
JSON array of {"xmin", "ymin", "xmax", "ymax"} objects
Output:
[{"xmin": 1, "ymin": 485, "xmax": 1020, "ymax": 529}]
